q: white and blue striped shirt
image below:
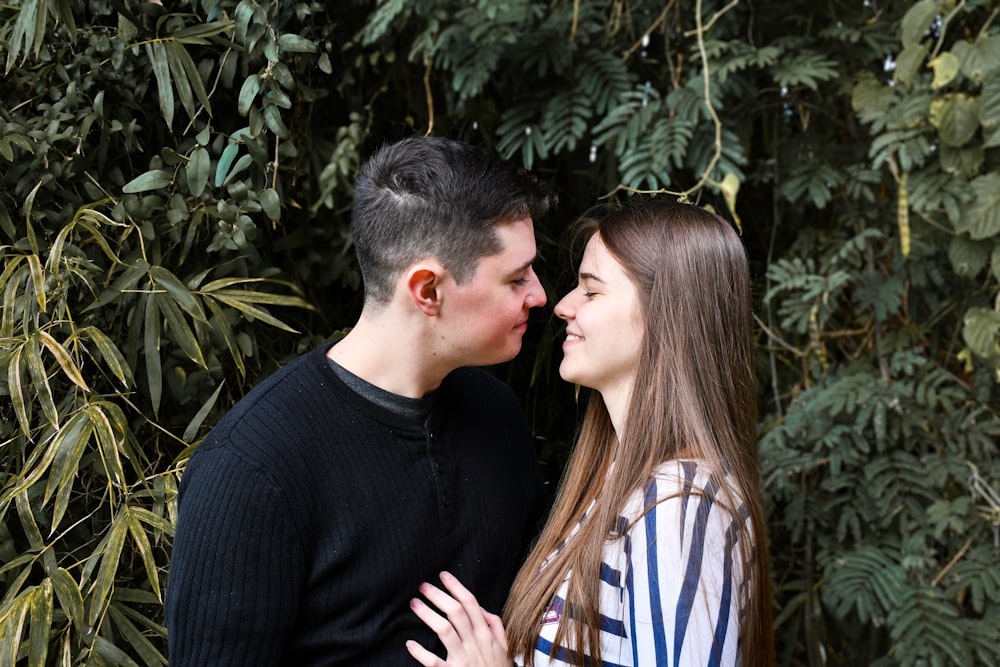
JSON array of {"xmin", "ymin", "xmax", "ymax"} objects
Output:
[{"xmin": 516, "ymin": 460, "xmax": 748, "ymax": 667}]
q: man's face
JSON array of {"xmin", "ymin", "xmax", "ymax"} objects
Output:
[{"xmin": 440, "ymin": 216, "xmax": 546, "ymax": 366}]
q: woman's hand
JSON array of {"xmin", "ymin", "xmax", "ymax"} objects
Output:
[{"xmin": 406, "ymin": 571, "xmax": 511, "ymax": 667}]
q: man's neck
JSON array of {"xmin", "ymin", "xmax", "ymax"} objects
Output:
[{"xmin": 326, "ymin": 312, "xmax": 451, "ymax": 399}]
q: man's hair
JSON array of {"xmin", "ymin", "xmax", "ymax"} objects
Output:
[{"xmin": 350, "ymin": 136, "xmax": 556, "ymax": 307}]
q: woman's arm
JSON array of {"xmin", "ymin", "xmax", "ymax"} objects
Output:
[{"xmin": 407, "ymin": 571, "xmax": 512, "ymax": 667}]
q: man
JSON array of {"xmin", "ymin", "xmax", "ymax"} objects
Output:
[{"xmin": 165, "ymin": 136, "xmax": 555, "ymax": 665}]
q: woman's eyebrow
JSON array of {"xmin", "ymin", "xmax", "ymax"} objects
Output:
[{"xmin": 579, "ymin": 271, "xmax": 605, "ymax": 283}]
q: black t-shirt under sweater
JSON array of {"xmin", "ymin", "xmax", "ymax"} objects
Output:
[{"xmin": 166, "ymin": 344, "xmax": 548, "ymax": 666}]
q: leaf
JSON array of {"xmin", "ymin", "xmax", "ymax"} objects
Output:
[
  {"xmin": 931, "ymin": 52, "xmax": 960, "ymax": 89},
  {"xmin": 948, "ymin": 235, "xmax": 990, "ymax": 278},
  {"xmin": 952, "ymin": 34, "xmax": 1000, "ymax": 84},
  {"xmin": 125, "ymin": 508, "xmax": 161, "ymax": 600},
  {"xmin": 182, "ymin": 380, "xmax": 225, "ymax": 442},
  {"xmin": 122, "ymin": 170, "xmax": 171, "ymax": 193},
  {"xmin": 37, "ymin": 330, "xmax": 89, "ymax": 391},
  {"xmin": 262, "ymin": 104, "xmax": 289, "ymax": 138},
  {"xmin": 277, "ymin": 33, "xmax": 317, "ymax": 53},
  {"xmin": 238, "ymin": 73, "xmax": 260, "ymax": 116},
  {"xmin": 81, "ymin": 326, "xmax": 133, "ymax": 387},
  {"xmin": 259, "ymin": 188, "xmax": 281, "ymax": 221},
  {"xmin": 28, "ymin": 579, "xmax": 52, "ymax": 667},
  {"xmin": 715, "ymin": 172, "xmax": 742, "ymax": 233},
  {"xmin": 88, "ymin": 511, "xmax": 129, "ymax": 629},
  {"xmin": 215, "ymin": 143, "xmax": 240, "ymax": 187},
  {"xmin": 43, "ymin": 411, "xmax": 92, "ymax": 530},
  {"xmin": 26, "ymin": 253, "xmax": 45, "ymax": 312},
  {"xmin": 895, "ymin": 42, "xmax": 930, "ymax": 88},
  {"xmin": 165, "ymin": 41, "xmax": 196, "ymax": 121},
  {"xmin": 962, "ymin": 307, "xmax": 1000, "ymax": 362},
  {"xmin": 939, "ymin": 142, "xmax": 984, "ymax": 179},
  {"xmin": 145, "ymin": 41, "xmax": 175, "ymax": 127},
  {"xmin": 207, "ymin": 293, "xmax": 300, "ymax": 333},
  {"xmin": 157, "ymin": 294, "xmax": 207, "ymax": 368},
  {"xmin": 0, "ymin": 594, "xmax": 29, "ymax": 666},
  {"xmin": 929, "ymin": 94, "xmax": 980, "ymax": 147},
  {"xmin": 49, "ymin": 569, "xmax": 85, "ymax": 635},
  {"xmin": 187, "ymin": 147, "xmax": 210, "ymax": 196},
  {"xmin": 24, "ymin": 335, "xmax": 58, "ymax": 427},
  {"xmin": 901, "ymin": 0, "xmax": 939, "ymax": 48},
  {"xmin": 956, "ymin": 173, "xmax": 1000, "ymax": 240},
  {"xmin": 149, "ymin": 266, "xmax": 206, "ymax": 322},
  {"xmin": 143, "ymin": 292, "xmax": 163, "ymax": 416}
]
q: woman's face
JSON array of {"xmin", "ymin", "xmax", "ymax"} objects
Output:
[{"xmin": 554, "ymin": 233, "xmax": 644, "ymax": 406}]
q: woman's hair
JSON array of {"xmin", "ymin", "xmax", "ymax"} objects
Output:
[{"xmin": 503, "ymin": 198, "xmax": 773, "ymax": 666}]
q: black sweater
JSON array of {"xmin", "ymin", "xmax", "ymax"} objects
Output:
[{"xmin": 166, "ymin": 345, "xmax": 547, "ymax": 665}]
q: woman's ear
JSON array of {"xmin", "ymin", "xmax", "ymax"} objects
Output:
[{"xmin": 405, "ymin": 262, "xmax": 445, "ymax": 316}]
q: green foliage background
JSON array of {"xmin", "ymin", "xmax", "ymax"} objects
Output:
[{"xmin": 2, "ymin": 0, "xmax": 999, "ymax": 664}]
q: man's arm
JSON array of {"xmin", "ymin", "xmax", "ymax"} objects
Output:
[{"xmin": 166, "ymin": 447, "xmax": 303, "ymax": 666}]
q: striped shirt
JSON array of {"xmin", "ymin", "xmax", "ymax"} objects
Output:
[{"xmin": 516, "ymin": 460, "xmax": 748, "ymax": 667}]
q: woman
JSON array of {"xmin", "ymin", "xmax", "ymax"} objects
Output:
[{"xmin": 406, "ymin": 198, "xmax": 774, "ymax": 666}]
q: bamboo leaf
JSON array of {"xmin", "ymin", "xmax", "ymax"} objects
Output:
[
  {"xmin": 43, "ymin": 411, "xmax": 92, "ymax": 518},
  {"xmin": 183, "ymin": 380, "xmax": 225, "ymax": 442},
  {"xmin": 209, "ymin": 288, "xmax": 311, "ymax": 308},
  {"xmin": 149, "ymin": 265, "xmax": 206, "ymax": 321},
  {"xmin": 144, "ymin": 292, "xmax": 163, "ymax": 416},
  {"xmin": 86, "ymin": 258, "xmax": 150, "ymax": 311},
  {"xmin": 107, "ymin": 603, "xmax": 168, "ymax": 665},
  {"xmin": 89, "ymin": 403, "xmax": 127, "ymax": 490},
  {"xmin": 26, "ymin": 253, "xmax": 45, "ymax": 312},
  {"xmin": 207, "ymin": 293, "xmax": 300, "ymax": 332},
  {"xmin": 0, "ymin": 594, "xmax": 29, "ymax": 667},
  {"xmin": 171, "ymin": 19, "xmax": 234, "ymax": 43},
  {"xmin": 145, "ymin": 41, "xmax": 175, "ymax": 126},
  {"xmin": 87, "ymin": 511, "xmax": 129, "ymax": 629},
  {"xmin": 25, "ymin": 335, "xmax": 58, "ymax": 427},
  {"xmin": 91, "ymin": 634, "xmax": 142, "ymax": 667},
  {"xmin": 157, "ymin": 293, "xmax": 207, "ymax": 368},
  {"xmin": 81, "ymin": 326, "xmax": 133, "ymax": 387},
  {"xmin": 37, "ymin": 329, "xmax": 90, "ymax": 391},
  {"xmin": 204, "ymin": 298, "xmax": 246, "ymax": 378},
  {"xmin": 7, "ymin": 342, "xmax": 31, "ymax": 436},
  {"xmin": 49, "ymin": 568, "xmax": 85, "ymax": 635},
  {"xmin": 28, "ymin": 579, "xmax": 53, "ymax": 667},
  {"xmin": 125, "ymin": 508, "xmax": 161, "ymax": 600},
  {"xmin": 165, "ymin": 41, "xmax": 196, "ymax": 121}
]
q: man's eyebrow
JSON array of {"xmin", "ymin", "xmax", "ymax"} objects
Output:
[{"xmin": 509, "ymin": 257, "xmax": 537, "ymax": 275}]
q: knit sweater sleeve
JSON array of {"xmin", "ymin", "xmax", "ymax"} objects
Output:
[
  {"xmin": 166, "ymin": 444, "xmax": 305, "ymax": 666},
  {"xmin": 622, "ymin": 462, "xmax": 743, "ymax": 666}
]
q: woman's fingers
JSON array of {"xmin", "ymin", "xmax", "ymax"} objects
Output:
[
  {"xmin": 482, "ymin": 610, "xmax": 508, "ymax": 647},
  {"xmin": 418, "ymin": 580, "xmax": 476, "ymax": 642},
  {"xmin": 405, "ymin": 639, "xmax": 445, "ymax": 667}
]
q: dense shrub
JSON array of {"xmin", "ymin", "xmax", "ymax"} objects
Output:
[{"xmin": 1, "ymin": 1, "xmax": 998, "ymax": 664}]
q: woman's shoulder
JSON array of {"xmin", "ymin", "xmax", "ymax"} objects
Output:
[{"xmin": 618, "ymin": 459, "xmax": 738, "ymax": 525}]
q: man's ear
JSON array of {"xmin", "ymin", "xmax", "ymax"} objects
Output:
[{"xmin": 404, "ymin": 262, "xmax": 445, "ymax": 316}]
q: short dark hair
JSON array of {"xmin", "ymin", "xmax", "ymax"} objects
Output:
[{"xmin": 350, "ymin": 136, "xmax": 555, "ymax": 306}]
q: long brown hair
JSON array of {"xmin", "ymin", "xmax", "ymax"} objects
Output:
[{"xmin": 503, "ymin": 199, "xmax": 773, "ymax": 666}]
